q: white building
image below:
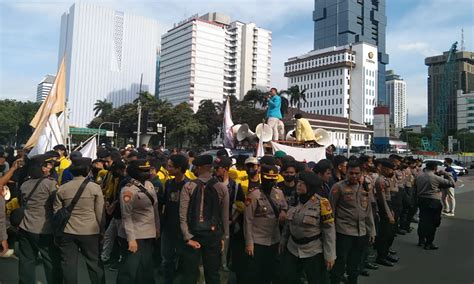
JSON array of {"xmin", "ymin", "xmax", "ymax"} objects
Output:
[
  {"xmin": 159, "ymin": 13, "xmax": 271, "ymax": 111},
  {"xmin": 284, "ymin": 42, "xmax": 378, "ymax": 125},
  {"xmin": 36, "ymin": 74, "xmax": 55, "ymax": 102},
  {"xmin": 58, "ymin": 3, "xmax": 159, "ymax": 127},
  {"xmin": 385, "ymin": 70, "xmax": 407, "ymax": 128},
  {"xmin": 457, "ymin": 90, "xmax": 474, "ymax": 133}
]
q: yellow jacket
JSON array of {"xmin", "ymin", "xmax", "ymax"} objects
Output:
[
  {"xmin": 57, "ymin": 156, "xmax": 71, "ymax": 185},
  {"xmin": 296, "ymin": 118, "xmax": 316, "ymax": 142}
]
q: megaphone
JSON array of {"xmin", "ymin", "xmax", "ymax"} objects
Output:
[
  {"xmin": 236, "ymin": 123, "xmax": 256, "ymax": 141},
  {"xmin": 314, "ymin": 128, "xmax": 331, "ymax": 146},
  {"xmin": 255, "ymin": 123, "xmax": 273, "ymax": 142},
  {"xmin": 286, "ymin": 130, "xmax": 296, "ymax": 141},
  {"xmin": 232, "ymin": 124, "xmax": 242, "ymax": 137}
]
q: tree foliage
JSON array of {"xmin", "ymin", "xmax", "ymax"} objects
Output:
[{"xmin": 0, "ymin": 100, "xmax": 41, "ymax": 145}]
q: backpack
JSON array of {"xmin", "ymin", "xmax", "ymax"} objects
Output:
[{"xmin": 187, "ymin": 178, "xmax": 222, "ymax": 237}]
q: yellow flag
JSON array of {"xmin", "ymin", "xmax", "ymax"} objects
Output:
[{"xmin": 25, "ymin": 57, "xmax": 66, "ymax": 149}]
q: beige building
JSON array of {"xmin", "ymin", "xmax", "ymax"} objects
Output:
[
  {"xmin": 457, "ymin": 90, "xmax": 474, "ymax": 133},
  {"xmin": 425, "ymin": 50, "xmax": 474, "ymax": 133}
]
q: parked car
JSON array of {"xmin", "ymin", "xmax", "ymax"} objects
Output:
[{"xmin": 422, "ymin": 159, "xmax": 467, "ymax": 176}]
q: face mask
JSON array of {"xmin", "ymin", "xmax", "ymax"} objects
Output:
[
  {"xmin": 283, "ymin": 175, "xmax": 295, "ymax": 182},
  {"xmin": 0, "ymin": 165, "xmax": 5, "ymax": 172},
  {"xmin": 247, "ymin": 169, "xmax": 258, "ymax": 178},
  {"xmin": 261, "ymin": 180, "xmax": 275, "ymax": 192}
]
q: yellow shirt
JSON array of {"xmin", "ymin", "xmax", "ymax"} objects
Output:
[
  {"xmin": 158, "ymin": 166, "xmax": 172, "ymax": 185},
  {"xmin": 57, "ymin": 156, "xmax": 71, "ymax": 185},
  {"xmin": 185, "ymin": 169, "xmax": 197, "ymax": 180},
  {"xmin": 296, "ymin": 118, "xmax": 316, "ymax": 142}
]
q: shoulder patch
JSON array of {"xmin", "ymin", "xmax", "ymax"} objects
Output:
[
  {"xmin": 245, "ymin": 197, "xmax": 252, "ymax": 206},
  {"xmin": 320, "ymin": 198, "xmax": 334, "ymax": 224},
  {"xmin": 122, "ymin": 190, "xmax": 133, "ymax": 203}
]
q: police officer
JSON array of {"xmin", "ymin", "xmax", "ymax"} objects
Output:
[
  {"xmin": 329, "ymin": 161, "xmax": 376, "ymax": 284},
  {"xmin": 0, "ymin": 158, "xmax": 21, "ymax": 256},
  {"xmin": 400, "ymin": 158, "xmax": 417, "ymax": 232},
  {"xmin": 17, "ymin": 155, "xmax": 62, "ymax": 284},
  {"xmin": 161, "ymin": 154, "xmax": 189, "ymax": 284},
  {"xmin": 244, "ymin": 164, "xmax": 288, "ymax": 284},
  {"xmin": 117, "ymin": 159, "xmax": 160, "ymax": 284},
  {"xmin": 374, "ymin": 159, "xmax": 397, "ymax": 267},
  {"xmin": 53, "ymin": 157, "xmax": 105, "ymax": 284},
  {"xmin": 281, "ymin": 171, "xmax": 336, "ymax": 284},
  {"xmin": 179, "ymin": 154, "xmax": 229, "ymax": 284},
  {"xmin": 229, "ymin": 156, "xmax": 258, "ymax": 284},
  {"xmin": 415, "ymin": 161, "xmax": 455, "ymax": 250}
]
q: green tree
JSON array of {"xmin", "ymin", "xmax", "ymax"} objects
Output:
[
  {"xmin": 93, "ymin": 99, "xmax": 113, "ymax": 118},
  {"xmin": 0, "ymin": 100, "xmax": 40, "ymax": 145},
  {"xmin": 285, "ymin": 85, "xmax": 307, "ymax": 111},
  {"xmin": 194, "ymin": 100, "xmax": 222, "ymax": 146},
  {"xmin": 243, "ymin": 89, "xmax": 268, "ymax": 109}
]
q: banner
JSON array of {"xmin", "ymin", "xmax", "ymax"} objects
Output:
[{"xmin": 271, "ymin": 142, "xmax": 326, "ymax": 163}]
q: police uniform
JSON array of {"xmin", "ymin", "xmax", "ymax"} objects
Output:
[
  {"xmin": 400, "ymin": 166, "xmax": 417, "ymax": 231},
  {"xmin": 53, "ymin": 157, "xmax": 105, "ymax": 284},
  {"xmin": 329, "ymin": 179, "xmax": 376, "ymax": 284},
  {"xmin": 17, "ymin": 155, "xmax": 62, "ymax": 284},
  {"xmin": 415, "ymin": 167, "xmax": 455, "ymax": 249},
  {"xmin": 392, "ymin": 168, "xmax": 406, "ymax": 232},
  {"xmin": 179, "ymin": 155, "xmax": 229, "ymax": 284},
  {"xmin": 374, "ymin": 174, "xmax": 396, "ymax": 265},
  {"xmin": 117, "ymin": 160, "xmax": 160, "ymax": 284},
  {"xmin": 244, "ymin": 165, "xmax": 288, "ymax": 284},
  {"xmin": 281, "ymin": 193, "xmax": 336, "ymax": 283}
]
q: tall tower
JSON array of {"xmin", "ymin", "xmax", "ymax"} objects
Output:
[
  {"xmin": 313, "ymin": 0, "xmax": 389, "ymax": 104},
  {"xmin": 385, "ymin": 70, "xmax": 407, "ymax": 128}
]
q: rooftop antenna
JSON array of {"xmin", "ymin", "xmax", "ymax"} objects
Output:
[{"xmin": 461, "ymin": 27, "xmax": 465, "ymax": 51}]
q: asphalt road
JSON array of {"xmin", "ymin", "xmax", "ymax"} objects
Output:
[{"xmin": 1, "ymin": 175, "xmax": 473, "ymax": 284}]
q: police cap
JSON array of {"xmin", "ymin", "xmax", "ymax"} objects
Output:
[
  {"xmin": 71, "ymin": 157, "xmax": 92, "ymax": 167},
  {"xmin": 213, "ymin": 156, "xmax": 232, "ymax": 168},
  {"xmin": 261, "ymin": 164, "xmax": 279, "ymax": 180},
  {"xmin": 378, "ymin": 158, "xmax": 395, "ymax": 169},
  {"xmin": 192, "ymin": 154, "xmax": 214, "ymax": 166},
  {"xmin": 128, "ymin": 159, "xmax": 151, "ymax": 171}
]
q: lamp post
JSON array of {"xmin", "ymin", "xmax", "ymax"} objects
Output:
[
  {"xmin": 97, "ymin": 120, "xmax": 121, "ymax": 147},
  {"xmin": 157, "ymin": 123, "xmax": 167, "ymax": 150},
  {"xmin": 346, "ymin": 43, "xmax": 353, "ymax": 158}
]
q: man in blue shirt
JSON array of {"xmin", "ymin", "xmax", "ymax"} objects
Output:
[
  {"xmin": 266, "ymin": 87, "xmax": 283, "ymax": 141},
  {"xmin": 442, "ymin": 158, "xmax": 457, "ymax": 216}
]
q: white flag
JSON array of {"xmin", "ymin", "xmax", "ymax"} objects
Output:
[
  {"xmin": 80, "ymin": 137, "xmax": 97, "ymax": 159},
  {"xmin": 223, "ymin": 98, "xmax": 234, "ymax": 148},
  {"xmin": 28, "ymin": 114, "xmax": 64, "ymax": 157},
  {"xmin": 256, "ymin": 138, "xmax": 264, "ymax": 158}
]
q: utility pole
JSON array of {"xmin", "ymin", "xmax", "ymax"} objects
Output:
[
  {"xmin": 136, "ymin": 101, "xmax": 142, "ymax": 148},
  {"xmin": 347, "ymin": 44, "xmax": 353, "ymax": 158},
  {"xmin": 136, "ymin": 73, "xmax": 143, "ymax": 148}
]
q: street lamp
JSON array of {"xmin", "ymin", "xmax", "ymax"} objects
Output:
[
  {"xmin": 97, "ymin": 120, "xmax": 121, "ymax": 147},
  {"xmin": 157, "ymin": 123, "xmax": 167, "ymax": 150}
]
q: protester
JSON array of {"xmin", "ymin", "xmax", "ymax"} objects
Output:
[{"xmin": 442, "ymin": 158, "xmax": 457, "ymax": 216}]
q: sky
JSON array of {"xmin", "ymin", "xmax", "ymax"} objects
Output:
[{"xmin": 0, "ymin": 0, "xmax": 473, "ymax": 126}]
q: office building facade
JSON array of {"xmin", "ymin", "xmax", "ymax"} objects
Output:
[
  {"xmin": 284, "ymin": 42, "xmax": 378, "ymax": 125},
  {"xmin": 313, "ymin": 0, "xmax": 388, "ymax": 104},
  {"xmin": 385, "ymin": 70, "xmax": 407, "ymax": 128},
  {"xmin": 159, "ymin": 13, "xmax": 271, "ymax": 111},
  {"xmin": 425, "ymin": 50, "xmax": 474, "ymax": 133},
  {"xmin": 457, "ymin": 90, "xmax": 474, "ymax": 133},
  {"xmin": 36, "ymin": 74, "xmax": 56, "ymax": 102},
  {"xmin": 58, "ymin": 3, "xmax": 159, "ymax": 127}
]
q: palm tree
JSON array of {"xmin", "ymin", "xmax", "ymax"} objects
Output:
[
  {"xmin": 286, "ymin": 85, "xmax": 307, "ymax": 111},
  {"xmin": 93, "ymin": 99, "xmax": 113, "ymax": 118},
  {"xmin": 133, "ymin": 91, "xmax": 156, "ymax": 105},
  {"xmin": 244, "ymin": 89, "xmax": 267, "ymax": 108}
]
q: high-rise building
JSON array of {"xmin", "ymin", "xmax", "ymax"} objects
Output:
[
  {"xmin": 159, "ymin": 12, "xmax": 271, "ymax": 111},
  {"xmin": 155, "ymin": 50, "xmax": 161, "ymax": 99},
  {"xmin": 425, "ymin": 50, "xmax": 474, "ymax": 132},
  {"xmin": 36, "ymin": 74, "xmax": 55, "ymax": 102},
  {"xmin": 313, "ymin": 0, "xmax": 388, "ymax": 104},
  {"xmin": 385, "ymin": 70, "xmax": 407, "ymax": 128},
  {"xmin": 284, "ymin": 42, "xmax": 378, "ymax": 125},
  {"xmin": 58, "ymin": 3, "xmax": 159, "ymax": 127},
  {"xmin": 456, "ymin": 90, "xmax": 474, "ymax": 133}
]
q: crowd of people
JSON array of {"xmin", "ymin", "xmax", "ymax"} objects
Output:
[{"xmin": 0, "ymin": 144, "xmax": 457, "ymax": 284}]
